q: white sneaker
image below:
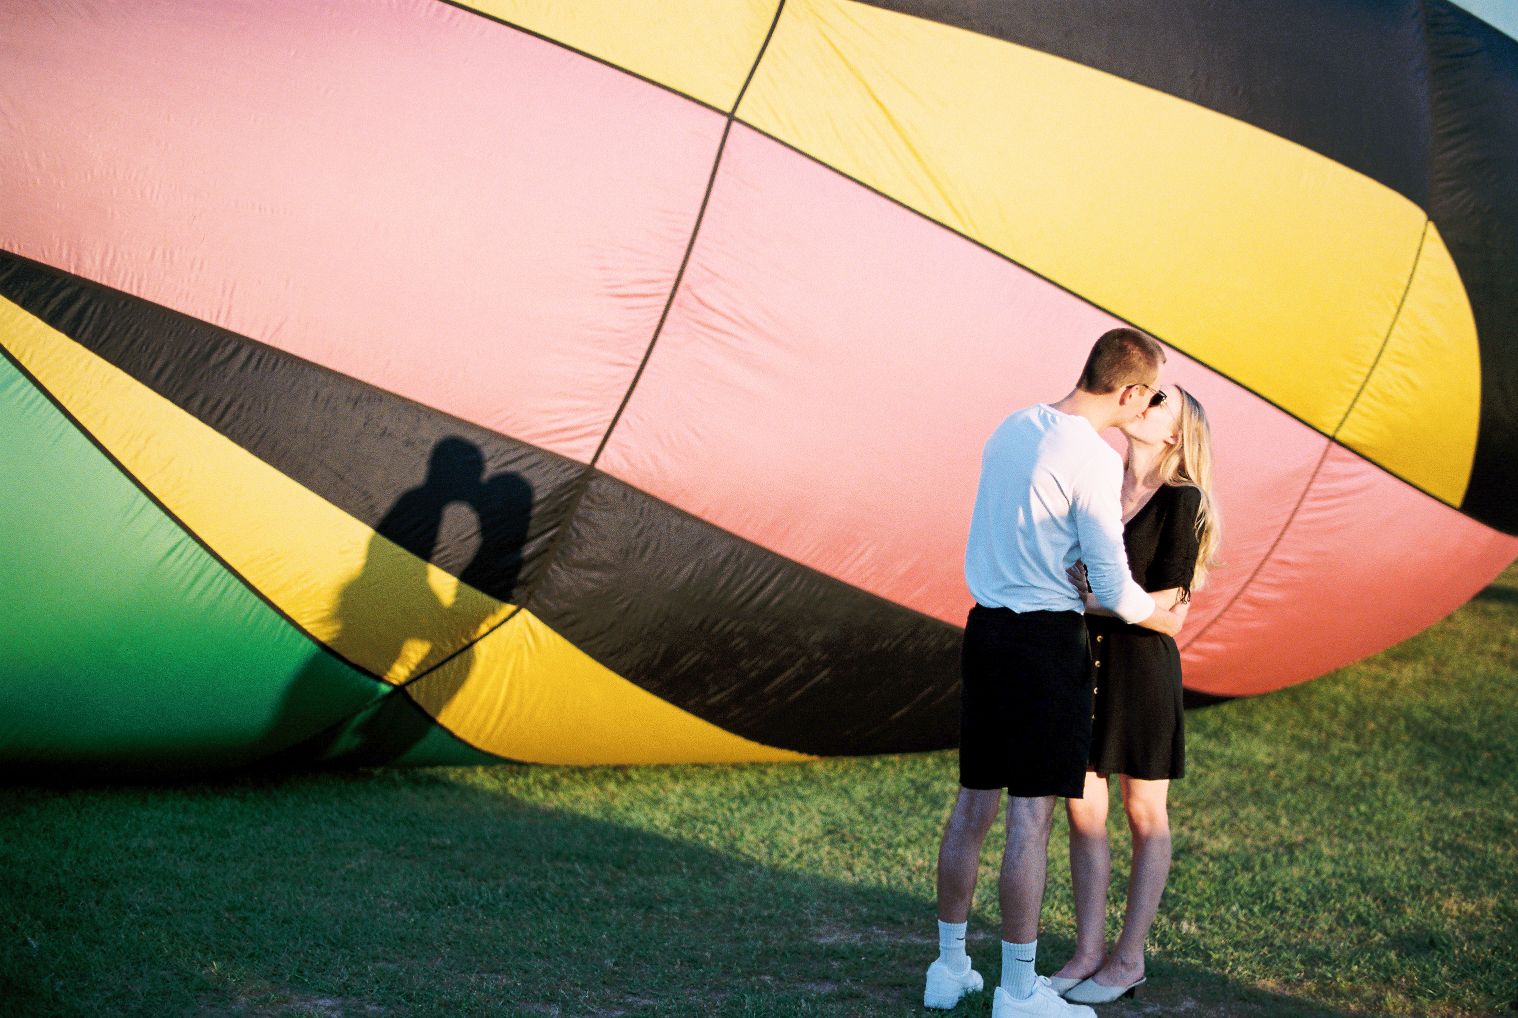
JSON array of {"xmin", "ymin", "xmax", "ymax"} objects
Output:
[
  {"xmin": 923, "ymin": 956, "xmax": 984, "ymax": 1009},
  {"xmin": 992, "ymin": 978, "xmax": 1097, "ymax": 1017}
]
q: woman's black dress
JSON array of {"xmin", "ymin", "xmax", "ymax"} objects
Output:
[{"xmin": 1086, "ymin": 483, "xmax": 1202, "ymax": 780}]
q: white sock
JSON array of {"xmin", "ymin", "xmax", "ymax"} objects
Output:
[
  {"xmin": 936, "ymin": 920, "xmax": 968, "ymax": 970},
  {"xmin": 1001, "ymin": 938, "xmax": 1038, "ymax": 999}
]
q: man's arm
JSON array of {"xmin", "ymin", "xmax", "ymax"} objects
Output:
[
  {"xmin": 1069, "ymin": 454, "xmax": 1167, "ymax": 627},
  {"xmin": 1132, "ymin": 602, "xmax": 1184, "ymax": 636},
  {"xmin": 1071, "ymin": 566, "xmax": 1189, "ymax": 633},
  {"xmin": 1080, "ymin": 585, "xmax": 1184, "ymax": 634},
  {"xmin": 1105, "ymin": 594, "xmax": 1184, "ymax": 634}
]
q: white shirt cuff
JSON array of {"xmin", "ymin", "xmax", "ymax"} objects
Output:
[{"xmin": 1112, "ymin": 587, "xmax": 1157, "ymax": 625}]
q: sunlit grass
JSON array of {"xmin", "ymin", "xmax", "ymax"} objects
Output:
[{"xmin": 3, "ymin": 565, "xmax": 1514, "ymax": 1017}]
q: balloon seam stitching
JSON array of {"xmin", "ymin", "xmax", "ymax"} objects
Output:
[
  {"xmin": 729, "ymin": 122, "xmax": 1482, "ymax": 519},
  {"xmin": 504, "ymin": 2, "xmax": 788, "ymax": 629},
  {"xmin": 587, "ymin": 0, "xmax": 788, "ymax": 470},
  {"xmin": 0, "ymin": 253, "xmax": 961, "ymax": 732},
  {"xmin": 1175, "ymin": 440, "xmax": 1333, "ymax": 657},
  {"xmin": 354, "ymin": 3, "xmax": 822, "ymax": 747},
  {"xmin": 1181, "ymin": 217, "xmax": 1436, "ymax": 662},
  {"xmin": 0, "ymin": 336, "xmax": 517, "ymax": 765},
  {"xmin": 287, "ymin": 683, "xmax": 522, "ymax": 767},
  {"xmin": 1329, "ymin": 218, "xmax": 1432, "ymax": 439},
  {"xmin": 397, "ymin": 604, "xmax": 525, "ymax": 689},
  {"xmin": 431, "ymin": 0, "xmax": 727, "ymax": 115}
]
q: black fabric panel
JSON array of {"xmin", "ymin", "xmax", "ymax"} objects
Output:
[
  {"xmin": 1426, "ymin": 2, "xmax": 1518, "ymax": 533},
  {"xmin": 1181, "ymin": 688, "xmax": 1235, "ymax": 710},
  {"xmin": 853, "ymin": 0, "xmax": 1432, "ymax": 206},
  {"xmin": 525, "ymin": 472, "xmax": 965, "ymax": 756},
  {"xmin": 0, "ymin": 251, "xmax": 583, "ymax": 601},
  {"xmin": 0, "ymin": 250, "xmax": 970, "ymax": 754}
]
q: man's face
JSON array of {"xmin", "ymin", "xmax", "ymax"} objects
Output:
[{"xmin": 1117, "ymin": 367, "xmax": 1163, "ymax": 427}]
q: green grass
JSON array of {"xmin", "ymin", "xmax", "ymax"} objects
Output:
[{"xmin": 3, "ymin": 564, "xmax": 1516, "ymax": 1018}]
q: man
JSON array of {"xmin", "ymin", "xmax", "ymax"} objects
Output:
[{"xmin": 924, "ymin": 328, "xmax": 1184, "ymax": 1018}]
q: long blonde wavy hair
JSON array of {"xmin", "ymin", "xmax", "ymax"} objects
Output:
[{"xmin": 1155, "ymin": 385, "xmax": 1222, "ymax": 591}]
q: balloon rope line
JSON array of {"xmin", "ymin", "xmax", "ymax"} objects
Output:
[
  {"xmin": 1329, "ymin": 218, "xmax": 1430, "ymax": 438},
  {"xmin": 1, "ymin": 326, "xmax": 514, "ymax": 763},
  {"xmin": 406, "ymin": 2, "xmax": 788, "ymax": 672},
  {"xmin": 726, "ymin": 124, "xmax": 1463, "ymax": 512},
  {"xmin": 432, "ymin": 0, "xmax": 727, "ymax": 116},
  {"xmin": 399, "ymin": 603, "xmax": 526, "ymax": 688},
  {"xmin": 1175, "ymin": 442, "xmax": 1330, "ymax": 655},
  {"xmin": 589, "ymin": 0, "xmax": 788, "ymax": 468},
  {"xmin": 0, "ymin": 337, "xmax": 392, "ymax": 689},
  {"xmin": 1179, "ymin": 221, "xmax": 1430, "ymax": 654}
]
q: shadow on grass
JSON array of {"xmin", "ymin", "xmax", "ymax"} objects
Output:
[
  {"xmin": 0, "ymin": 769, "xmax": 1355, "ymax": 1018},
  {"xmin": 1471, "ymin": 581, "xmax": 1518, "ymax": 607}
]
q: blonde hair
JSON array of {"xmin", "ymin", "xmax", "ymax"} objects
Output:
[{"xmin": 1156, "ymin": 385, "xmax": 1222, "ymax": 591}]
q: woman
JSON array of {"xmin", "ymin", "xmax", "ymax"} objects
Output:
[{"xmin": 1052, "ymin": 384, "xmax": 1222, "ymax": 1005}]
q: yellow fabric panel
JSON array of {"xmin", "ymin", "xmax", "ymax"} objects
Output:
[
  {"xmin": 409, "ymin": 609, "xmax": 814, "ymax": 764},
  {"xmin": 739, "ymin": 0, "xmax": 1428, "ymax": 436},
  {"xmin": 460, "ymin": 0, "xmax": 779, "ymax": 110},
  {"xmin": 1, "ymin": 299, "xmax": 813, "ymax": 762},
  {"xmin": 0, "ymin": 298, "xmax": 512, "ymax": 683},
  {"xmin": 1336, "ymin": 224, "xmax": 1481, "ymax": 505}
]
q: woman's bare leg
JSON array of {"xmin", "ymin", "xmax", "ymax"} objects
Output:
[
  {"xmin": 1090, "ymin": 775, "xmax": 1170, "ymax": 987},
  {"xmin": 1052, "ymin": 769, "xmax": 1110, "ymax": 981}
]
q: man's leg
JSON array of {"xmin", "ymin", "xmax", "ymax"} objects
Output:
[
  {"xmin": 925, "ymin": 787, "xmax": 1000, "ymax": 1009},
  {"xmin": 1001, "ymin": 794, "xmax": 1056, "ymax": 940},
  {"xmin": 998, "ymin": 795, "xmax": 1057, "ymax": 999},
  {"xmin": 988, "ymin": 795, "xmax": 1096, "ymax": 1016},
  {"xmin": 936, "ymin": 787, "xmax": 1002, "ymax": 922}
]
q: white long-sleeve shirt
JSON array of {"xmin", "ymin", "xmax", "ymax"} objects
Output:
[{"xmin": 964, "ymin": 404, "xmax": 1156, "ymax": 624}]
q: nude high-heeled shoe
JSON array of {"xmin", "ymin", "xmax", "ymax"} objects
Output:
[{"xmin": 1062, "ymin": 975, "xmax": 1146, "ymax": 1004}]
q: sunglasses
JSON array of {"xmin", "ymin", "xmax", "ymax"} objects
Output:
[{"xmin": 1127, "ymin": 382, "xmax": 1168, "ymax": 408}]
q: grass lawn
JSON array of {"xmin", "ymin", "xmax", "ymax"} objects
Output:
[{"xmin": 3, "ymin": 564, "xmax": 1515, "ymax": 1018}]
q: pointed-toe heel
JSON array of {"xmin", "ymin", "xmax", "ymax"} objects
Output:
[{"xmin": 1063, "ymin": 975, "xmax": 1146, "ymax": 1004}]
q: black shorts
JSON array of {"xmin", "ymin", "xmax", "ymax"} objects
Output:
[{"xmin": 958, "ymin": 605, "xmax": 1094, "ymax": 798}]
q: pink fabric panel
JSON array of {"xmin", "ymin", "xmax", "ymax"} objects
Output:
[
  {"xmin": 597, "ymin": 124, "xmax": 1327, "ymax": 630},
  {"xmin": 0, "ymin": 0, "xmax": 723, "ymax": 462},
  {"xmin": 1182, "ymin": 444, "xmax": 1518, "ymax": 695}
]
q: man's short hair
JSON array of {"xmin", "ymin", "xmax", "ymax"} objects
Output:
[{"xmin": 1076, "ymin": 327, "xmax": 1166, "ymax": 395}]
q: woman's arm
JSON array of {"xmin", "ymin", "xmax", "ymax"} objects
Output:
[{"xmin": 1148, "ymin": 587, "xmax": 1190, "ymax": 628}]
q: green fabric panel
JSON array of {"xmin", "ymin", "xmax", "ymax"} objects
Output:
[
  {"xmin": 269, "ymin": 688, "xmax": 505, "ymax": 768},
  {"xmin": 0, "ymin": 354, "xmax": 390, "ymax": 766}
]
